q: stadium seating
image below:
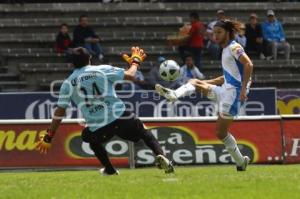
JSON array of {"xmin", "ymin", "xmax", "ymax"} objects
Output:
[{"xmin": 0, "ymin": 2, "xmax": 300, "ymax": 91}]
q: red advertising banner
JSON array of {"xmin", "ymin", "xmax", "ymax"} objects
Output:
[
  {"xmin": 0, "ymin": 123, "xmax": 128, "ymax": 168},
  {"xmin": 136, "ymin": 120, "xmax": 283, "ymax": 166},
  {"xmin": 281, "ymin": 118, "xmax": 300, "ymax": 163},
  {"xmin": 0, "ymin": 118, "xmax": 287, "ymax": 168}
]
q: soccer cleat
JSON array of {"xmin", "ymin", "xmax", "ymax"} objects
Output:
[
  {"xmin": 99, "ymin": 168, "xmax": 120, "ymax": 176},
  {"xmin": 156, "ymin": 155, "xmax": 175, "ymax": 174},
  {"xmin": 155, "ymin": 84, "xmax": 178, "ymax": 103},
  {"xmin": 155, "ymin": 161, "xmax": 163, "ymax": 170},
  {"xmin": 236, "ymin": 156, "xmax": 250, "ymax": 171}
]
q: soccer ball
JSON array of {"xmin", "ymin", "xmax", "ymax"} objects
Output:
[{"xmin": 159, "ymin": 60, "xmax": 180, "ymax": 81}]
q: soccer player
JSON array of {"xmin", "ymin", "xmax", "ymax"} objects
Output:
[
  {"xmin": 35, "ymin": 47, "xmax": 174, "ymax": 175},
  {"xmin": 155, "ymin": 19, "xmax": 253, "ymax": 171}
]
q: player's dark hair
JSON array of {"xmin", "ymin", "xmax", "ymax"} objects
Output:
[
  {"xmin": 215, "ymin": 19, "xmax": 243, "ymax": 40},
  {"xmin": 71, "ymin": 47, "xmax": 90, "ymax": 68},
  {"xmin": 79, "ymin": 14, "xmax": 88, "ymax": 21},
  {"xmin": 189, "ymin": 12, "xmax": 199, "ymax": 20}
]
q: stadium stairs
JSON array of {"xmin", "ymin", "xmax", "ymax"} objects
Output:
[{"xmin": 0, "ymin": 2, "xmax": 299, "ymax": 91}]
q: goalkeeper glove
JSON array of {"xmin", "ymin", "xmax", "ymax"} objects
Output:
[
  {"xmin": 35, "ymin": 129, "xmax": 55, "ymax": 154},
  {"xmin": 122, "ymin": 46, "xmax": 146, "ymax": 65}
]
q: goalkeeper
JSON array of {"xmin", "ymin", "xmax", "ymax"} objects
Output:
[{"xmin": 35, "ymin": 47, "xmax": 174, "ymax": 175}]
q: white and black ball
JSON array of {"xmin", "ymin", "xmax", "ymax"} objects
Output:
[{"xmin": 159, "ymin": 60, "xmax": 180, "ymax": 81}]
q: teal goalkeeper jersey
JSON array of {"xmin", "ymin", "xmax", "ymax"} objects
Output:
[{"xmin": 57, "ymin": 65, "xmax": 126, "ymax": 132}]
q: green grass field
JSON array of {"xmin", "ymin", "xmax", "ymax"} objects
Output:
[{"xmin": 0, "ymin": 165, "xmax": 299, "ymax": 199}]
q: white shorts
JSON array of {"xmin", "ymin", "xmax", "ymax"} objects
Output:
[{"xmin": 207, "ymin": 85, "xmax": 244, "ymax": 117}]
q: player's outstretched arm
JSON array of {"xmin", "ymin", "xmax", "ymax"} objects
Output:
[
  {"xmin": 239, "ymin": 54, "xmax": 253, "ymax": 101},
  {"xmin": 35, "ymin": 107, "xmax": 66, "ymax": 154},
  {"xmin": 122, "ymin": 46, "xmax": 146, "ymax": 80},
  {"xmin": 124, "ymin": 63, "xmax": 139, "ymax": 81}
]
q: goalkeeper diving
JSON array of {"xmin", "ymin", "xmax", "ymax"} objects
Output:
[{"xmin": 35, "ymin": 47, "xmax": 174, "ymax": 175}]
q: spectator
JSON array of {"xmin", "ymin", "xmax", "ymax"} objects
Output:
[
  {"xmin": 55, "ymin": 23, "xmax": 73, "ymax": 61},
  {"xmin": 179, "ymin": 55, "xmax": 205, "ymax": 85},
  {"xmin": 178, "ymin": 12, "xmax": 205, "ymax": 69},
  {"xmin": 123, "ymin": 67, "xmax": 150, "ymax": 90},
  {"xmin": 206, "ymin": 9, "xmax": 225, "ymax": 60},
  {"xmin": 147, "ymin": 56, "xmax": 180, "ymax": 89},
  {"xmin": 262, "ymin": 10, "xmax": 291, "ymax": 60},
  {"xmin": 73, "ymin": 15, "xmax": 104, "ymax": 62},
  {"xmin": 235, "ymin": 23, "xmax": 247, "ymax": 48},
  {"xmin": 245, "ymin": 13, "xmax": 267, "ymax": 60}
]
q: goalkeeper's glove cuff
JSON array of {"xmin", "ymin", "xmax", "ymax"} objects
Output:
[
  {"xmin": 131, "ymin": 57, "xmax": 141, "ymax": 65},
  {"xmin": 43, "ymin": 134, "xmax": 53, "ymax": 143},
  {"xmin": 44, "ymin": 129, "xmax": 55, "ymax": 143}
]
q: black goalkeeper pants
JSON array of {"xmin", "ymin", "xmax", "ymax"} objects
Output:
[{"xmin": 81, "ymin": 111, "xmax": 163, "ymax": 173}]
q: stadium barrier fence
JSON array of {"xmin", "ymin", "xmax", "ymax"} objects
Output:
[{"xmin": 0, "ymin": 115, "xmax": 299, "ymax": 168}]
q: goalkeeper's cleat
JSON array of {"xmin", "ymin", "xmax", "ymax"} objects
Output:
[
  {"xmin": 155, "ymin": 160, "xmax": 163, "ymax": 170},
  {"xmin": 99, "ymin": 168, "xmax": 120, "ymax": 176},
  {"xmin": 155, "ymin": 84, "xmax": 178, "ymax": 103},
  {"xmin": 156, "ymin": 155, "xmax": 175, "ymax": 174},
  {"xmin": 236, "ymin": 156, "xmax": 250, "ymax": 172}
]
